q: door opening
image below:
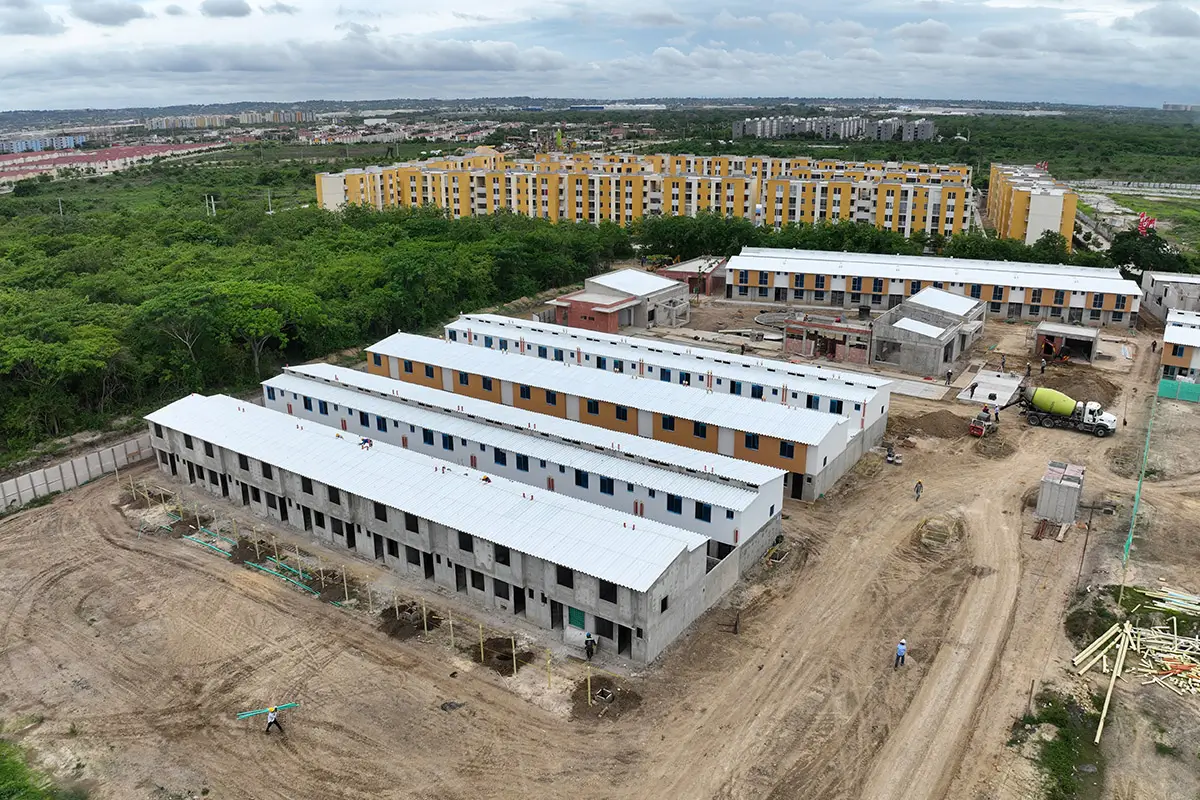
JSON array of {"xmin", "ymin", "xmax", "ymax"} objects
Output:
[
  {"xmin": 169, "ymin": 453, "xmax": 178, "ymax": 476},
  {"xmin": 302, "ymin": 506, "xmax": 312, "ymax": 530},
  {"xmin": 618, "ymin": 625, "xmax": 632, "ymax": 656},
  {"xmin": 550, "ymin": 600, "xmax": 564, "ymax": 629},
  {"xmin": 513, "ymin": 588, "xmax": 527, "ymax": 616},
  {"xmin": 186, "ymin": 462, "xmax": 195, "ymax": 483},
  {"xmin": 240, "ymin": 483, "xmax": 250, "ymax": 506},
  {"xmin": 372, "ymin": 533, "xmax": 384, "ymax": 561},
  {"xmin": 455, "ymin": 565, "xmax": 468, "ymax": 593},
  {"xmin": 220, "ymin": 473, "xmax": 229, "ymax": 498},
  {"xmin": 345, "ymin": 525, "xmax": 356, "ymax": 551},
  {"xmin": 423, "ymin": 551, "xmax": 434, "ymax": 580}
]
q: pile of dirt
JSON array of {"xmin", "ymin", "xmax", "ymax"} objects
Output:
[
  {"xmin": 974, "ymin": 434, "xmax": 1015, "ymax": 460},
  {"xmin": 913, "ymin": 515, "xmax": 965, "ymax": 554},
  {"xmin": 228, "ymin": 537, "xmax": 267, "ymax": 565},
  {"xmin": 570, "ymin": 675, "xmax": 642, "ymax": 722},
  {"xmin": 1039, "ymin": 369, "xmax": 1121, "ymax": 408},
  {"xmin": 378, "ymin": 601, "xmax": 442, "ymax": 640},
  {"xmin": 472, "ymin": 637, "xmax": 534, "ymax": 677},
  {"xmin": 166, "ymin": 514, "xmax": 213, "ymax": 539},
  {"xmin": 302, "ymin": 568, "xmax": 363, "ymax": 604},
  {"xmin": 887, "ymin": 410, "xmax": 969, "ymax": 440}
]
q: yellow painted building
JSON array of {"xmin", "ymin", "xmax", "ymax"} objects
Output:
[
  {"xmin": 316, "ymin": 148, "xmax": 974, "ymax": 237},
  {"xmin": 987, "ymin": 164, "xmax": 1078, "ymax": 251}
]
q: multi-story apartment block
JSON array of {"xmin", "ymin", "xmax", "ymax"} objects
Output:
[
  {"xmin": 723, "ymin": 247, "xmax": 1142, "ymax": 328},
  {"xmin": 987, "ymin": 164, "xmax": 1078, "ymax": 251},
  {"xmin": 732, "ymin": 116, "xmax": 937, "ymax": 142},
  {"xmin": 1161, "ymin": 309, "xmax": 1200, "ymax": 379},
  {"xmin": 1139, "ymin": 271, "xmax": 1200, "ymax": 321},
  {"xmin": 316, "ymin": 148, "xmax": 972, "ymax": 237},
  {"xmin": 0, "ymin": 135, "xmax": 87, "ymax": 154}
]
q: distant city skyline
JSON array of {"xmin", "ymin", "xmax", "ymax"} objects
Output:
[{"xmin": 1, "ymin": 0, "xmax": 1198, "ymax": 110}]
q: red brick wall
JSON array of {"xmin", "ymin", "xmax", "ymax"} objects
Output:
[{"xmin": 560, "ymin": 301, "xmax": 619, "ymax": 333}]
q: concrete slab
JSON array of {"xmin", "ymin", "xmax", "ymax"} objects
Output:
[
  {"xmin": 956, "ymin": 370, "xmax": 1022, "ymax": 406},
  {"xmin": 890, "ymin": 378, "xmax": 953, "ymax": 400}
]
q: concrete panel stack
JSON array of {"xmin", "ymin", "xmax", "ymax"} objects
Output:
[{"xmin": 1035, "ymin": 460, "xmax": 1085, "ymax": 524}]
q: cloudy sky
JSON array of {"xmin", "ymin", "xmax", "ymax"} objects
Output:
[{"xmin": 0, "ymin": 0, "xmax": 1198, "ymax": 109}]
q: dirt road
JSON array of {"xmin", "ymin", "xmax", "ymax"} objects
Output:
[{"xmin": 0, "ymin": 333, "xmax": 1184, "ymax": 800}]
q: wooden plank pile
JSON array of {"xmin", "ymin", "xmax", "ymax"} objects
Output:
[{"xmin": 1072, "ymin": 609, "xmax": 1200, "ymax": 743}]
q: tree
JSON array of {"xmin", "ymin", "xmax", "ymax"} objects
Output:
[
  {"xmin": 1108, "ymin": 229, "xmax": 1193, "ymax": 276},
  {"xmin": 214, "ymin": 282, "xmax": 322, "ymax": 377}
]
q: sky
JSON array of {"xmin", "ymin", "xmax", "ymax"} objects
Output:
[{"xmin": 1, "ymin": 0, "xmax": 1199, "ymax": 109}]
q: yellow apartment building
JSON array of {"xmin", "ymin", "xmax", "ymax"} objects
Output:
[
  {"xmin": 316, "ymin": 148, "xmax": 974, "ymax": 236},
  {"xmin": 987, "ymin": 164, "xmax": 1078, "ymax": 251}
]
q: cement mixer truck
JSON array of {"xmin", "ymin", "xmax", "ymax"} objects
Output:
[{"xmin": 1007, "ymin": 387, "xmax": 1118, "ymax": 437}]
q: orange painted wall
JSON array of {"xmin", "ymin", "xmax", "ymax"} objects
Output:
[
  {"xmin": 452, "ymin": 370, "xmax": 503, "ymax": 404},
  {"xmin": 734, "ymin": 433, "xmax": 808, "ymax": 472},
  {"xmin": 512, "ymin": 387, "xmax": 568, "ymax": 419},
  {"xmin": 652, "ymin": 415, "xmax": 719, "ymax": 454},
  {"xmin": 579, "ymin": 400, "xmax": 640, "ymax": 437}
]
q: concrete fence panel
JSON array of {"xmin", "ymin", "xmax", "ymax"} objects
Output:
[{"xmin": 0, "ymin": 434, "xmax": 153, "ymax": 511}]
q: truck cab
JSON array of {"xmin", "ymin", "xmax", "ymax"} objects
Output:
[{"xmin": 1082, "ymin": 402, "xmax": 1118, "ymax": 435}]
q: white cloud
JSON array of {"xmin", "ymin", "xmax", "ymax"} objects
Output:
[
  {"xmin": 261, "ymin": 2, "xmax": 298, "ymax": 14},
  {"xmin": 816, "ymin": 18, "xmax": 873, "ymax": 39},
  {"xmin": 70, "ymin": 0, "xmax": 149, "ymax": 26},
  {"xmin": 0, "ymin": 0, "xmax": 65, "ymax": 35},
  {"xmin": 890, "ymin": 18, "xmax": 952, "ymax": 52},
  {"xmin": 164, "ymin": 3, "xmax": 185, "ymax": 14},
  {"xmin": 766, "ymin": 11, "xmax": 809, "ymax": 34},
  {"xmin": 713, "ymin": 9, "xmax": 763, "ymax": 28},
  {"xmin": 1113, "ymin": 2, "xmax": 1200, "ymax": 37},
  {"xmin": 200, "ymin": 0, "xmax": 251, "ymax": 18}
]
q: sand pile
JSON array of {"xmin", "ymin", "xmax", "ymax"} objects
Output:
[{"xmin": 887, "ymin": 410, "xmax": 969, "ymax": 439}]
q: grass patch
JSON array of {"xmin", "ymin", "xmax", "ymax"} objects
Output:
[
  {"xmin": 1110, "ymin": 194, "xmax": 1200, "ymax": 252},
  {"xmin": 1027, "ymin": 691, "xmax": 1105, "ymax": 800},
  {"xmin": 0, "ymin": 739, "xmax": 88, "ymax": 799},
  {"xmin": 1153, "ymin": 741, "xmax": 1179, "ymax": 757},
  {"xmin": 1107, "ymin": 585, "xmax": 1200, "ymax": 638},
  {"xmin": 0, "ymin": 493, "xmax": 60, "ymax": 521},
  {"xmin": 1064, "ymin": 592, "xmax": 1121, "ymax": 648}
]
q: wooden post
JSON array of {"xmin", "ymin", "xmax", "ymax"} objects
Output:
[
  {"xmin": 273, "ymin": 537, "xmax": 280, "ymax": 562},
  {"xmin": 318, "ymin": 559, "xmax": 324, "ymax": 587},
  {"xmin": 232, "ymin": 518, "xmax": 237, "ymax": 540},
  {"xmin": 342, "ymin": 567, "xmax": 349, "ymax": 603},
  {"xmin": 479, "ymin": 624, "xmax": 485, "ymax": 663},
  {"xmin": 393, "ymin": 591, "xmax": 399, "ymax": 620},
  {"xmin": 195, "ymin": 504, "xmax": 201, "ymax": 531},
  {"xmin": 587, "ymin": 665, "xmax": 593, "ymax": 706},
  {"xmin": 511, "ymin": 636, "xmax": 517, "ymax": 677},
  {"xmin": 449, "ymin": 611, "xmax": 454, "ymax": 649},
  {"xmin": 1027, "ymin": 679, "xmax": 1036, "ymax": 717},
  {"xmin": 421, "ymin": 599, "xmax": 428, "ymax": 633},
  {"xmin": 253, "ymin": 536, "xmax": 260, "ymax": 561},
  {"xmin": 367, "ymin": 588, "xmax": 373, "ymax": 615},
  {"xmin": 546, "ymin": 650, "xmax": 552, "ymax": 689}
]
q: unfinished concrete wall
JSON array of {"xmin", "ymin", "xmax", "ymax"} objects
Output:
[{"xmin": 2, "ymin": 434, "xmax": 153, "ymax": 511}]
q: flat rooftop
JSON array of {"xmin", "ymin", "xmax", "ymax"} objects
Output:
[
  {"xmin": 146, "ymin": 395, "xmax": 707, "ymax": 592},
  {"xmin": 1036, "ymin": 322, "xmax": 1101, "ymax": 340},
  {"xmin": 907, "ymin": 286, "xmax": 981, "ymax": 317},
  {"xmin": 266, "ymin": 371, "xmax": 761, "ymax": 511},
  {"xmin": 589, "ymin": 269, "xmax": 681, "ymax": 297},
  {"xmin": 287, "ymin": 364, "xmax": 785, "ymax": 488},
  {"xmin": 892, "ymin": 318, "xmax": 947, "ymax": 339},
  {"xmin": 368, "ymin": 333, "xmax": 849, "ymax": 448}
]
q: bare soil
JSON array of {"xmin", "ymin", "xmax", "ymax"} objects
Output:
[
  {"xmin": 570, "ymin": 675, "xmax": 642, "ymax": 722},
  {"xmin": 1, "ymin": 328, "xmax": 1196, "ymax": 800},
  {"xmin": 1038, "ymin": 367, "xmax": 1122, "ymax": 408},
  {"xmin": 379, "ymin": 602, "xmax": 443, "ymax": 641},
  {"xmin": 887, "ymin": 409, "xmax": 971, "ymax": 439}
]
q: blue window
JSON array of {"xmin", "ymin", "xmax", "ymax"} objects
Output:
[
  {"xmin": 376, "ymin": 415, "xmax": 387, "ymax": 432},
  {"xmin": 575, "ymin": 469, "xmax": 589, "ymax": 488},
  {"xmin": 303, "ymin": 396, "xmax": 313, "ymax": 411},
  {"xmin": 458, "ymin": 371, "xmax": 470, "ymax": 386},
  {"xmin": 520, "ymin": 385, "xmax": 531, "ymax": 400},
  {"xmin": 910, "ymin": 280, "xmax": 921, "ymax": 294},
  {"xmin": 680, "ymin": 372, "xmax": 690, "ymax": 385},
  {"xmin": 616, "ymin": 406, "xmax": 628, "ymax": 421},
  {"xmin": 815, "ymin": 275, "xmax": 826, "ymax": 289},
  {"xmin": 372, "ymin": 352, "xmax": 382, "ymax": 367},
  {"xmin": 318, "ymin": 400, "xmax": 328, "ymax": 415},
  {"xmin": 537, "ymin": 346, "xmax": 547, "ymax": 358},
  {"xmin": 448, "ymin": 330, "xmax": 457, "ymax": 341},
  {"xmin": 1173, "ymin": 344, "xmax": 1185, "ymax": 358},
  {"xmin": 694, "ymin": 502, "xmax": 712, "ymax": 523},
  {"xmin": 667, "ymin": 494, "xmax": 683, "ymax": 514},
  {"xmin": 545, "ymin": 390, "xmax": 557, "ymax": 406},
  {"xmin": 851, "ymin": 277, "xmax": 863, "ymax": 291},
  {"xmin": 516, "ymin": 454, "xmax": 529, "ymax": 472},
  {"xmin": 266, "ymin": 386, "xmax": 276, "ymax": 401},
  {"xmin": 600, "ymin": 476, "xmax": 614, "ymax": 495},
  {"xmin": 627, "ymin": 483, "xmax": 634, "ymax": 492},
  {"xmin": 482, "ymin": 377, "xmax": 493, "ymax": 391},
  {"xmin": 693, "ymin": 421, "xmax": 707, "ymax": 439},
  {"xmin": 730, "ymin": 380, "xmax": 742, "ymax": 395},
  {"xmin": 586, "ymin": 399, "xmax": 599, "ymax": 415},
  {"xmin": 872, "ymin": 278, "xmax": 884, "ymax": 293},
  {"xmin": 854, "ymin": 403, "xmax": 861, "ymax": 411},
  {"xmin": 403, "ymin": 359, "xmax": 413, "ymax": 373},
  {"xmin": 744, "ymin": 433, "xmax": 759, "ymax": 450},
  {"xmin": 1092, "ymin": 292, "xmax": 1104, "ymax": 309},
  {"xmin": 554, "ymin": 349, "xmax": 564, "ymax": 361},
  {"xmin": 726, "ymin": 509, "xmax": 735, "ymax": 520},
  {"xmin": 424, "ymin": 365, "xmax": 434, "ymax": 379},
  {"xmin": 758, "ymin": 271, "xmax": 768, "ymax": 285},
  {"xmin": 662, "ymin": 415, "xmax": 675, "ymax": 431},
  {"xmin": 494, "ymin": 449, "xmax": 507, "ymax": 466},
  {"xmin": 596, "ymin": 356, "xmax": 607, "ymax": 370},
  {"xmin": 648, "ymin": 489, "xmax": 656, "ymax": 498},
  {"xmin": 499, "ymin": 339, "xmax": 508, "ymax": 351},
  {"xmin": 806, "ymin": 395, "xmax": 820, "ymax": 410},
  {"xmin": 751, "ymin": 385, "xmax": 764, "ymax": 399},
  {"xmin": 779, "ymin": 441, "xmax": 795, "ymax": 459},
  {"xmin": 830, "ymin": 399, "xmax": 844, "ymax": 414},
  {"xmin": 660, "ymin": 368, "xmax": 672, "ymax": 383},
  {"xmin": 422, "ymin": 429, "xmax": 434, "ymax": 445},
  {"xmin": 442, "ymin": 434, "xmax": 454, "ymax": 451},
  {"xmin": 359, "ymin": 410, "xmax": 369, "ymax": 426},
  {"xmin": 738, "ymin": 269, "xmax": 748, "ymax": 283},
  {"xmin": 614, "ymin": 360, "xmax": 624, "ymax": 373},
  {"xmin": 484, "ymin": 336, "xmax": 493, "ymax": 348}
]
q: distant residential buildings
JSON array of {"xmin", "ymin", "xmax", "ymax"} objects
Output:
[
  {"xmin": 145, "ymin": 115, "xmax": 228, "ymax": 130},
  {"xmin": 316, "ymin": 148, "xmax": 973, "ymax": 238},
  {"xmin": 987, "ymin": 164, "xmax": 1078, "ymax": 251},
  {"xmin": 732, "ymin": 116, "xmax": 937, "ymax": 142},
  {"xmin": 0, "ymin": 134, "xmax": 87, "ymax": 154},
  {"xmin": 237, "ymin": 110, "xmax": 315, "ymax": 125},
  {"xmin": 1162, "ymin": 104, "xmax": 1197, "ymax": 112},
  {"xmin": 141, "ymin": 110, "xmax": 315, "ymax": 130}
]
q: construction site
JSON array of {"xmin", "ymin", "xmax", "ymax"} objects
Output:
[{"xmin": 2, "ymin": 290, "xmax": 1200, "ymax": 800}]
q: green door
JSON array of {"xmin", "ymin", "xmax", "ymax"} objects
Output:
[{"xmin": 568, "ymin": 606, "xmax": 585, "ymax": 629}]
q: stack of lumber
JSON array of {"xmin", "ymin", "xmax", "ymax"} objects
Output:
[{"xmin": 1143, "ymin": 587, "xmax": 1200, "ymax": 616}]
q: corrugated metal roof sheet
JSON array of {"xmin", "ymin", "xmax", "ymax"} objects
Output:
[
  {"xmin": 589, "ymin": 269, "xmax": 682, "ymax": 296},
  {"xmin": 892, "ymin": 318, "xmax": 947, "ymax": 339},
  {"xmin": 368, "ymin": 333, "xmax": 849, "ymax": 448},
  {"xmin": 450, "ymin": 313, "xmax": 890, "ymax": 390},
  {"xmin": 1035, "ymin": 322, "xmax": 1100, "ymax": 339},
  {"xmin": 1147, "ymin": 271, "xmax": 1200, "ymax": 286},
  {"xmin": 729, "ymin": 247, "xmax": 1143, "ymax": 297},
  {"xmin": 906, "ymin": 287, "xmax": 980, "ymax": 317},
  {"xmin": 449, "ymin": 317, "xmax": 876, "ymax": 405},
  {"xmin": 1165, "ymin": 325, "xmax": 1200, "ymax": 348},
  {"xmin": 266, "ymin": 372, "xmax": 759, "ymax": 511},
  {"xmin": 146, "ymin": 395, "xmax": 707, "ymax": 592},
  {"xmin": 287, "ymin": 363, "xmax": 785, "ymax": 487},
  {"xmin": 1167, "ymin": 309, "xmax": 1200, "ymax": 327}
]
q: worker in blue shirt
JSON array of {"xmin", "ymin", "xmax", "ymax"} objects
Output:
[{"xmin": 894, "ymin": 639, "xmax": 907, "ymax": 670}]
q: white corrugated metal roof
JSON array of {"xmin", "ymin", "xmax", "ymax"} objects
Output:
[
  {"xmin": 449, "ymin": 313, "xmax": 891, "ymax": 391},
  {"xmin": 729, "ymin": 248, "xmax": 1143, "ymax": 297},
  {"xmin": 1167, "ymin": 309, "xmax": 1200, "ymax": 328},
  {"xmin": 906, "ymin": 287, "xmax": 980, "ymax": 317},
  {"xmin": 1147, "ymin": 271, "xmax": 1200, "ymax": 286},
  {"xmin": 266, "ymin": 372, "xmax": 759, "ymax": 511},
  {"xmin": 449, "ymin": 317, "xmax": 876, "ymax": 405},
  {"xmin": 892, "ymin": 318, "xmax": 947, "ymax": 339},
  {"xmin": 1165, "ymin": 325, "xmax": 1200, "ymax": 348},
  {"xmin": 287, "ymin": 363, "xmax": 785, "ymax": 487},
  {"xmin": 589, "ymin": 269, "xmax": 682, "ymax": 297},
  {"xmin": 1035, "ymin": 322, "xmax": 1100, "ymax": 339},
  {"xmin": 368, "ymin": 333, "xmax": 849, "ymax": 448},
  {"xmin": 146, "ymin": 395, "xmax": 707, "ymax": 592}
]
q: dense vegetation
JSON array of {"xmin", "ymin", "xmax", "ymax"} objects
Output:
[{"xmin": 0, "ymin": 739, "xmax": 85, "ymax": 799}]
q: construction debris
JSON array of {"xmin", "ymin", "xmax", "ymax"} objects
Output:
[
  {"xmin": 1073, "ymin": 610, "xmax": 1200, "ymax": 743},
  {"xmin": 1143, "ymin": 586, "xmax": 1200, "ymax": 616}
]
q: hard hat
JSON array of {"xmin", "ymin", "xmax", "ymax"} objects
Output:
[
  {"xmin": 900, "ymin": 639, "xmax": 906, "ymax": 644},
  {"xmin": 269, "ymin": 707, "xmax": 277, "ymax": 712}
]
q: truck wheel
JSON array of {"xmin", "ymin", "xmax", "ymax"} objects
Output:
[
  {"xmin": 1041, "ymin": 417, "xmax": 1055, "ymax": 429},
  {"xmin": 1093, "ymin": 427, "xmax": 1109, "ymax": 438},
  {"xmin": 1027, "ymin": 415, "xmax": 1041, "ymax": 426}
]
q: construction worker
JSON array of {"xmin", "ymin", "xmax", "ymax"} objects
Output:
[
  {"xmin": 894, "ymin": 639, "xmax": 907, "ymax": 670},
  {"xmin": 968, "ymin": 382, "xmax": 978, "ymax": 399},
  {"xmin": 1151, "ymin": 340, "xmax": 1158, "ymax": 353},
  {"xmin": 265, "ymin": 707, "xmax": 283, "ymax": 735},
  {"xmin": 993, "ymin": 403, "xmax": 1001, "ymax": 422},
  {"xmin": 1000, "ymin": 354, "xmax": 1007, "ymax": 373},
  {"xmin": 1040, "ymin": 358, "xmax": 1047, "ymax": 374},
  {"xmin": 584, "ymin": 632, "xmax": 596, "ymax": 661},
  {"xmin": 945, "ymin": 369, "xmax": 952, "ymax": 386},
  {"xmin": 913, "ymin": 481, "xmax": 923, "ymax": 501},
  {"xmin": 1025, "ymin": 362, "xmax": 1032, "ymax": 379}
]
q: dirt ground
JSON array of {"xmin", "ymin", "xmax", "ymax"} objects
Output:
[{"xmin": 2, "ymin": 329, "xmax": 1198, "ymax": 800}]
